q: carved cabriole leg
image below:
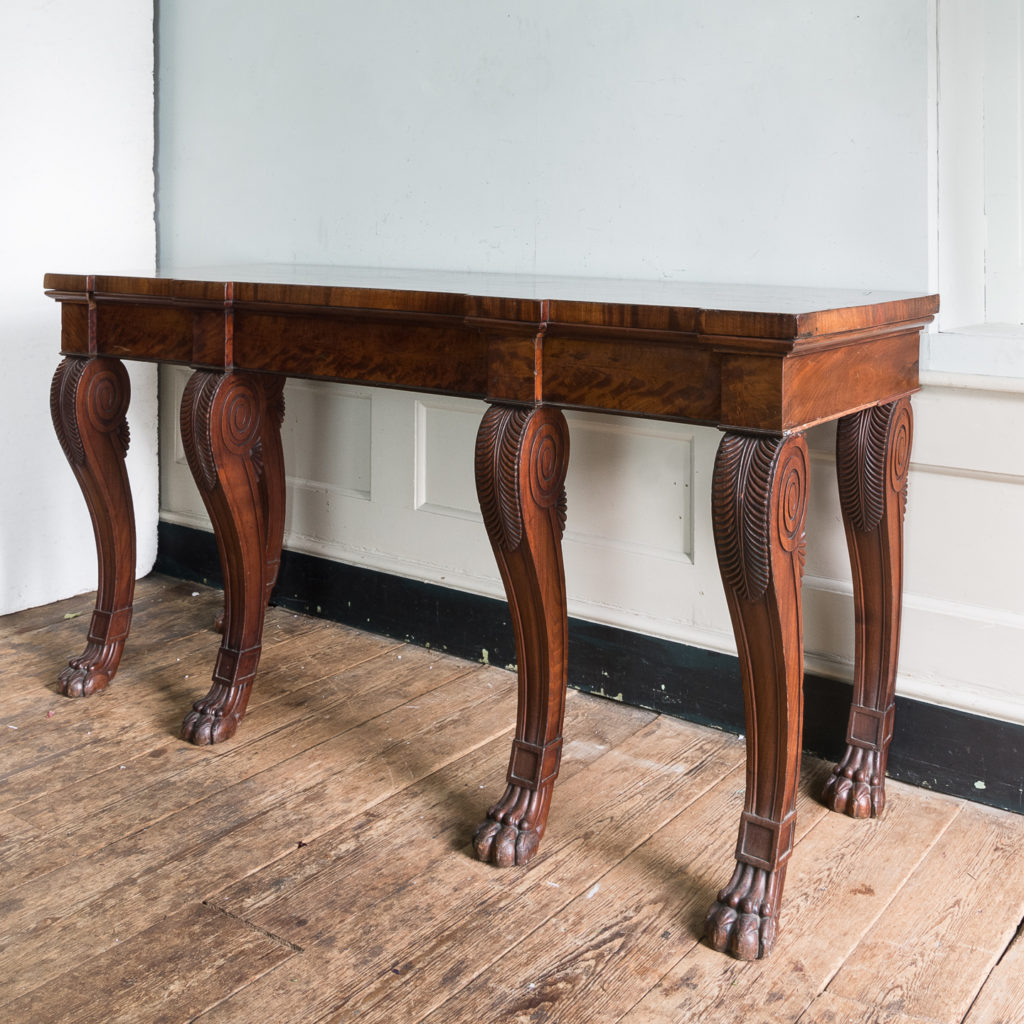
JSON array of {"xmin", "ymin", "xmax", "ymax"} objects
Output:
[
  {"xmin": 473, "ymin": 404, "xmax": 569, "ymax": 867},
  {"xmin": 823, "ymin": 398, "xmax": 912, "ymax": 818},
  {"xmin": 50, "ymin": 356, "xmax": 136, "ymax": 697},
  {"xmin": 212, "ymin": 376, "xmax": 286, "ymax": 634},
  {"xmin": 705, "ymin": 430, "xmax": 809, "ymax": 960},
  {"xmin": 179, "ymin": 370, "xmax": 284, "ymax": 745}
]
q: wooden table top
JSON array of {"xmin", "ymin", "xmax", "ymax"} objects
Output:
[
  {"xmin": 45, "ymin": 266, "xmax": 938, "ymax": 433},
  {"xmin": 45, "ymin": 265, "xmax": 938, "ymax": 341}
]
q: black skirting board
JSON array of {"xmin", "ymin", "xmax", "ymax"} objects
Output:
[{"xmin": 157, "ymin": 520, "xmax": 1024, "ymax": 815}]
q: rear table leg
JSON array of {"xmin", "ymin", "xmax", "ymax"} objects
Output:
[
  {"xmin": 212, "ymin": 375, "xmax": 285, "ymax": 634},
  {"xmin": 472, "ymin": 404, "xmax": 569, "ymax": 867},
  {"xmin": 823, "ymin": 398, "xmax": 912, "ymax": 818}
]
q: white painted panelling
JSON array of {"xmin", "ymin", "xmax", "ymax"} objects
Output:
[
  {"xmin": 280, "ymin": 384, "xmax": 373, "ymax": 547},
  {"xmin": 160, "ymin": 374, "xmax": 1024, "ymax": 725},
  {"xmin": 562, "ymin": 414, "xmax": 693, "ymax": 563},
  {"xmin": 981, "ymin": 0, "xmax": 1024, "ymax": 326},
  {"xmin": 937, "ymin": 0, "xmax": 988, "ymax": 330},
  {"xmin": 415, "ymin": 398, "xmax": 481, "ymax": 521},
  {"xmin": 904, "ymin": 463, "xmax": 1024, "ymax": 613},
  {"xmin": 804, "ymin": 579, "xmax": 1024, "ymax": 725},
  {"xmin": 415, "ymin": 400, "xmax": 694, "ymax": 562},
  {"xmin": 281, "ymin": 381, "xmax": 372, "ymax": 501}
]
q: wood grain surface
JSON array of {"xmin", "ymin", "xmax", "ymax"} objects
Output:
[{"xmin": 2, "ymin": 576, "xmax": 1021, "ymax": 1023}]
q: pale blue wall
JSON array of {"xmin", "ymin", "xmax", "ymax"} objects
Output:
[{"xmin": 157, "ymin": 0, "xmax": 931, "ymax": 291}]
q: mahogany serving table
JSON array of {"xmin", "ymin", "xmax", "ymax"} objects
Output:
[{"xmin": 44, "ymin": 267, "xmax": 938, "ymax": 960}]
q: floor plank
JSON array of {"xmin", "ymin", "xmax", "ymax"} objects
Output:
[
  {"xmin": 795, "ymin": 992, "xmax": 940, "ymax": 1024},
  {"xmin": 614, "ymin": 780, "xmax": 961, "ymax": 1024},
  {"xmin": 195, "ymin": 715, "xmax": 747, "ymax": 1024},
  {"xmin": 962, "ymin": 925, "xmax": 1024, "ymax": 1024},
  {"xmin": 0, "ymin": 663, "xmax": 510, "ymax": 1004},
  {"xmin": 2, "ymin": 574, "xmax": 1022, "ymax": 1024},
  {"xmin": 0, "ymin": 902, "xmax": 295, "ymax": 1024},
  {"xmin": 0, "ymin": 643, "xmax": 466, "ymax": 893},
  {"xmin": 823, "ymin": 803, "xmax": 1024, "ymax": 1022},
  {"xmin": 410, "ymin": 766, "xmax": 844, "ymax": 1024}
]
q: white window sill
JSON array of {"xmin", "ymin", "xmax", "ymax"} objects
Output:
[{"xmin": 922, "ymin": 326, "xmax": 1024, "ymax": 393}]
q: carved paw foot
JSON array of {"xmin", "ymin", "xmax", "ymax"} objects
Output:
[
  {"xmin": 213, "ymin": 609, "xmax": 225, "ymax": 634},
  {"xmin": 823, "ymin": 746, "xmax": 885, "ymax": 818},
  {"xmin": 704, "ymin": 864, "xmax": 780, "ymax": 960},
  {"xmin": 57, "ymin": 641, "xmax": 122, "ymax": 697},
  {"xmin": 180, "ymin": 683, "xmax": 251, "ymax": 745},
  {"xmin": 473, "ymin": 783, "xmax": 551, "ymax": 867}
]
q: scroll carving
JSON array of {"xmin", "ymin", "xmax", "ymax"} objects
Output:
[
  {"xmin": 837, "ymin": 402, "xmax": 911, "ymax": 533},
  {"xmin": 51, "ymin": 357, "xmax": 131, "ymax": 467},
  {"xmin": 180, "ymin": 372, "xmax": 220, "ymax": 491},
  {"xmin": 713, "ymin": 434, "xmax": 807, "ymax": 603},
  {"xmin": 180, "ymin": 371, "xmax": 264, "ymax": 493},
  {"xmin": 51, "ymin": 357, "xmax": 87, "ymax": 465},
  {"xmin": 265, "ymin": 377, "xmax": 286, "ymax": 430},
  {"xmin": 476, "ymin": 405, "xmax": 530, "ymax": 552}
]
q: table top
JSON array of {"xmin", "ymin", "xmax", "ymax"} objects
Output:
[
  {"xmin": 44, "ymin": 266, "xmax": 939, "ymax": 433},
  {"xmin": 44, "ymin": 265, "xmax": 938, "ymax": 341}
]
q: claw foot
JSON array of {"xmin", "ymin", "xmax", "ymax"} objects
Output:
[
  {"xmin": 180, "ymin": 682, "xmax": 251, "ymax": 745},
  {"xmin": 473, "ymin": 783, "xmax": 551, "ymax": 867},
  {"xmin": 823, "ymin": 746, "xmax": 885, "ymax": 818},
  {"xmin": 57, "ymin": 641, "xmax": 122, "ymax": 697},
  {"xmin": 704, "ymin": 864, "xmax": 781, "ymax": 960}
]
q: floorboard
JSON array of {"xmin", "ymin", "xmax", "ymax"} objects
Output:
[{"xmin": 1, "ymin": 575, "xmax": 1021, "ymax": 1024}]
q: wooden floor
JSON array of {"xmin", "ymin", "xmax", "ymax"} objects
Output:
[{"xmin": 2, "ymin": 575, "xmax": 1023, "ymax": 1024}]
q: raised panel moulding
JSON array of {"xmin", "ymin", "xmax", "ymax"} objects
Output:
[
  {"xmin": 170, "ymin": 366, "xmax": 190, "ymax": 468},
  {"xmin": 802, "ymin": 573, "xmax": 1024, "ymax": 726},
  {"xmin": 414, "ymin": 396, "xmax": 482, "ymax": 520},
  {"xmin": 561, "ymin": 414, "xmax": 694, "ymax": 563},
  {"xmin": 415, "ymin": 402, "xmax": 696, "ymax": 563},
  {"xmin": 280, "ymin": 380, "xmax": 372, "ymax": 501}
]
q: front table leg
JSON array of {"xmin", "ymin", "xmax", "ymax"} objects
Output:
[
  {"xmin": 473, "ymin": 404, "xmax": 569, "ymax": 867},
  {"xmin": 823, "ymin": 398, "xmax": 912, "ymax": 818},
  {"xmin": 179, "ymin": 370, "xmax": 284, "ymax": 745},
  {"xmin": 50, "ymin": 356, "xmax": 136, "ymax": 697},
  {"xmin": 705, "ymin": 431, "xmax": 809, "ymax": 959}
]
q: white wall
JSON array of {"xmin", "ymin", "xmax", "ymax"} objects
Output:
[
  {"xmin": 157, "ymin": 1, "xmax": 1024, "ymax": 725},
  {"xmin": 0, "ymin": 2, "xmax": 158, "ymax": 614},
  {"xmin": 158, "ymin": 1, "xmax": 929, "ymax": 288}
]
